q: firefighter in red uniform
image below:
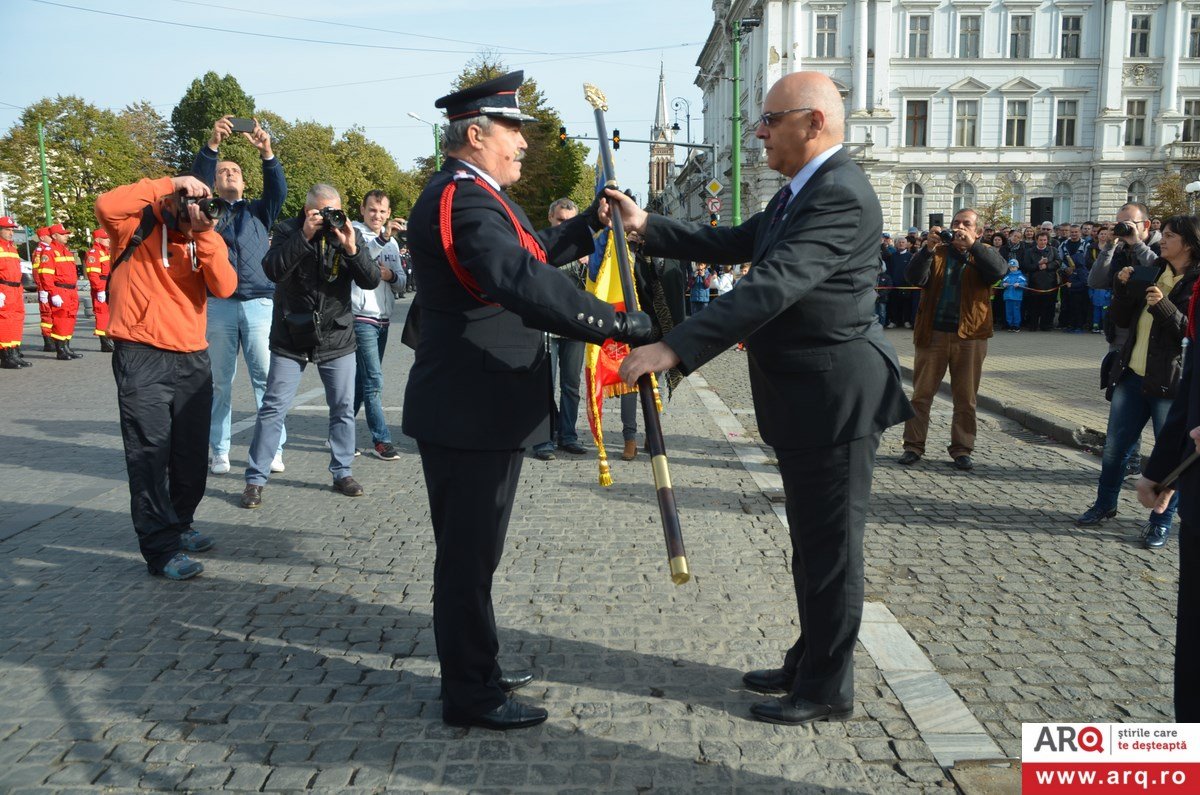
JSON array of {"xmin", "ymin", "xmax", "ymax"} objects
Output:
[
  {"xmin": 85, "ymin": 229, "xmax": 113, "ymax": 352},
  {"xmin": 44, "ymin": 223, "xmax": 82, "ymax": 360},
  {"xmin": 33, "ymin": 227, "xmax": 53, "ymax": 350},
  {"xmin": 0, "ymin": 216, "xmax": 29, "ymax": 369}
]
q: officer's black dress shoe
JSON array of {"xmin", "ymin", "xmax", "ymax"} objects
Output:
[
  {"xmin": 742, "ymin": 667, "xmax": 793, "ymax": 694},
  {"xmin": 749, "ymin": 695, "xmax": 854, "ymax": 725},
  {"xmin": 443, "ymin": 698, "xmax": 548, "ymax": 730},
  {"xmin": 897, "ymin": 451, "xmax": 921, "ymax": 465},
  {"xmin": 953, "ymin": 455, "xmax": 974, "ymax": 471},
  {"xmin": 499, "ymin": 671, "xmax": 534, "ymax": 692}
]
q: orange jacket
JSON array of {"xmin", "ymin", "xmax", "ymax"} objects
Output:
[
  {"xmin": 34, "ymin": 242, "xmax": 53, "ymax": 291},
  {"xmin": 45, "ymin": 241, "xmax": 76, "ymax": 296},
  {"xmin": 85, "ymin": 242, "xmax": 110, "ymax": 293},
  {"xmin": 0, "ymin": 238, "xmax": 20, "ymax": 286},
  {"xmin": 95, "ymin": 177, "xmax": 235, "ymax": 352}
]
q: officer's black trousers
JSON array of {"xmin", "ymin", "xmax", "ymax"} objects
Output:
[
  {"xmin": 112, "ymin": 341, "xmax": 212, "ymax": 574},
  {"xmin": 418, "ymin": 441, "xmax": 523, "ymax": 720}
]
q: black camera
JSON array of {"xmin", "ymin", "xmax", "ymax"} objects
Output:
[
  {"xmin": 937, "ymin": 230, "xmax": 955, "ymax": 244},
  {"xmin": 1113, "ymin": 221, "xmax": 1136, "ymax": 238},
  {"xmin": 319, "ymin": 207, "xmax": 347, "ymax": 230},
  {"xmin": 178, "ymin": 192, "xmax": 228, "ymax": 222}
]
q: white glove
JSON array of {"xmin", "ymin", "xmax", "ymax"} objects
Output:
[
  {"xmin": 0, "ymin": 292, "xmax": 5, "ymax": 308},
  {"xmin": 97, "ymin": 291, "xmax": 106, "ymax": 303},
  {"xmin": 38, "ymin": 290, "xmax": 48, "ymax": 303},
  {"xmin": 50, "ymin": 295, "xmax": 63, "ymax": 308}
]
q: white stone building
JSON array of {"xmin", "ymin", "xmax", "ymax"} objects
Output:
[{"xmin": 678, "ymin": 0, "xmax": 1200, "ymax": 232}]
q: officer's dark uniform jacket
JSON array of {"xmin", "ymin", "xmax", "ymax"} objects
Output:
[
  {"xmin": 263, "ymin": 214, "xmax": 380, "ymax": 364},
  {"xmin": 402, "ymin": 158, "xmax": 620, "ymax": 450}
]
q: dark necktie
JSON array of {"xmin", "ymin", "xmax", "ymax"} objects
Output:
[{"xmin": 770, "ymin": 185, "xmax": 793, "ymax": 226}]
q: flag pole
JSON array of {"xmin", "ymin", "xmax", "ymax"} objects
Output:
[{"xmin": 583, "ymin": 82, "xmax": 689, "ymax": 585}]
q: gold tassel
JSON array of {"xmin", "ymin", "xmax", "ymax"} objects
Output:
[
  {"xmin": 598, "ymin": 453, "xmax": 613, "ymax": 487},
  {"xmin": 650, "ymin": 372, "xmax": 663, "ymax": 413}
]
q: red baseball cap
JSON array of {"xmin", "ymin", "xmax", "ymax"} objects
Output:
[
  {"xmin": 48, "ymin": 223, "xmax": 69, "ymax": 236},
  {"xmin": 93, "ymin": 228, "xmax": 109, "ymax": 239},
  {"xmin": 0, "ymin": 216, "xmax": 18, "ymax": 229},
  {"xmin": 36, "ymin": 227, "xmax": 49, "ymax": 237}
]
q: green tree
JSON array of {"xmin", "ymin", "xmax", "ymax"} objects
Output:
[
  {"xmin": 1148, "ymin": 170, "xmax": 1190, "ymax": 219},
  {"xmin": 978, "ymin": 181, "xmax": 1017, "ymax": 229},
  {"xmin": 119, "ymin": 101, "xmax": 173, "ymax": 177},
  {"xmin": 169, "ymin": 72, "xmax": 256, "ymax": 173},
  {"xmin": 0, "ymin": 96, "xmax": 161, "ymax": 244},
  {"xmin": 444, "ymin": 55, "xmax": 591, "ymax": 228}
]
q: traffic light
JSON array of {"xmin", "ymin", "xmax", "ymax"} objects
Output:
[
  {"xmin": 612, "ymin": 129, "xmax": 620, "ymax": 150},
  {"xmin": 558, "ymin": 126, "xmax": 567, "ymax": 147},
  {"xmin": 709, "ymin": 213, "xmax": 719, "ymax": 227}
]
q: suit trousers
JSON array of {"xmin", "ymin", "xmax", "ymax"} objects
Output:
[
  {"xmin": 1179, "ymin": 519, "xmax": 1199, "ymax": 720},
  {"xmin": 418, "ymin": 441, "xmax": 524, "ymax": 720},
  {"xmin": 111, "ymin": 341, "xmax": 212, "ymax": 574},
  {"xmin": 775, "ymin": 432, "xmax": 881, "ymax": 705},
  {"xmin": 903, "ymin": 332, "xmax": 987, "ymax": 459}
]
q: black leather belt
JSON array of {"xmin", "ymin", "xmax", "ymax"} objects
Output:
[
  {"xmin": 54, "ymin": 282, "xmax": 77, "ymax": 290},
  {"xmin": 0, "ymin": 279, "xmax": 19, "ymax": 287}
]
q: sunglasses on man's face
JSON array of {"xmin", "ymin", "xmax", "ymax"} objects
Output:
[{"xmin": 756, "ymin": 107, "xmax": 815, "ymax": 128}]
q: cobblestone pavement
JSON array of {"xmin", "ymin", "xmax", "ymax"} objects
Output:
[{"xmin": 0, "ymin": 308, "xmax": 1178, "ymax": 793}]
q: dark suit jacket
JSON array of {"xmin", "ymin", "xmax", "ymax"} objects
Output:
[
  {"xmin": 1146, "ymin": 336, "xmax": 1200, "ymax": 524},
  {"xmin": 642, "ymin": 148, "xmax": 912, "ymax": 449},
  {"xmin": 402, "ymin": 158, "xmax": 619, "ymax": 450}
]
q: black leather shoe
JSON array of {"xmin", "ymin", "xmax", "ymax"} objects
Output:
[
  {"xmin": 240, "ymin": 484, "xmax": 263, "ymax": 509},
  {"xmin": 1143, "ymin": 522, "xmax": 1170, "ymax": 549},
  {"xmin": 953, "ymin": 455, "xmax": 974, "ymax": 471},
  {"xmin": 534, "ymin": 449, "xmax": 555, "ymax": 461},
  {"xmin": 897, "ymin": 451, "xmax": 921, "ymax": 465},
  {"xmin": 749, "ymin": 695, "xmax": 853, "ymax": 725},
  {"xmin": 557, "ymin": 442, "xmax": 587, "ymax": 455},
  {"xmin": 742, "ymin": 668, "xmax": 793, "ymax": 694},
  {"xmin": 332, "ymin": 476, "xmax": 364, "ymax": 497},
  {"xmin": 444, "ymin": 698, "xmax": 548, "ymax": 730},
  {"xmin": 1075, "ymin": 505, "xmax": 1117, "ymax": 526},
  {"xmin": 499, "ymin": 671, "xmax": 535, "ymax": 692}
]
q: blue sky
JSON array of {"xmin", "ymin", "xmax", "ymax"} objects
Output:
[{"xmin": 9, "ymin": 0, "xmax": 715, "ymax": 199}]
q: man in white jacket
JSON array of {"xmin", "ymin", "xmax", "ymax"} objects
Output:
[{"xmin": 351, "ymin": 190, "xmax": 407, "ymax": 460}]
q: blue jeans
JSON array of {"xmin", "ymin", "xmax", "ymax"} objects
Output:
[
  {"xmin": 1096, "ymin": 372, "xmax": 1180, "ymax": 526},
  {"xmin": 246, "ymin": 352, "xmax": 357, "ymax": 485},
  {"xmin": 690, "ymin": 299, "xmax": 708, "ymax": 316},
  {"xmin": 874, "ymin": 302, "xmax": 887, "ymax": 326},
  {"xmin": 353, "ymin": 321, "xmax": 391, "ymax": 445},
  {"xmin": 1005, "ymin": 299, "xmax": 1022, "ymax": 328},
  {"xmin": 533, "ymin": 336, "xmax": 585, "ymax": 453},
  {"xmin": 206, "ymin": 296, "xmax": 284, "ymax": 457}
]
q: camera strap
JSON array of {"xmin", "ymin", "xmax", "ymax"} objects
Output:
[{"xmin": 109, "ymin": 204, "xmax": 160, "ymax": 277}]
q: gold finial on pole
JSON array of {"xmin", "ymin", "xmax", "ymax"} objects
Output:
[{"xmin": 583, "ymin": 83, "xmax": 608, "ymax": 112}]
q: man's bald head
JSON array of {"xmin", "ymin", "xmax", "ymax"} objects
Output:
[
  {"xmin": 770, "ymin": 72, "xmax": 845, "ymax": 140},
  {"xmin": 756, "ymin": 71, "xmax": 847, "ymax": 177}
]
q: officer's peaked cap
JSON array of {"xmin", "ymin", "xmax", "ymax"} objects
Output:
[{"xmin": 435, "ymin": 71, "xmax": 538, "ymax": 123}]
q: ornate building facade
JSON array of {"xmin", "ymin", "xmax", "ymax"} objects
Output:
[{"xmin": 683, "ymin": 0, "xmax": 1200, "ymax": 231}]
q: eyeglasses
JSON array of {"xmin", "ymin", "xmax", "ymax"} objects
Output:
[{"xmin": 756, "ymin": 107, "xmax": 814, "ymax": 127}]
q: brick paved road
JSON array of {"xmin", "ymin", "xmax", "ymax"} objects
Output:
[{"xmin": 0, "ymin": 309, "xmax": 1178, "ymax": 793}]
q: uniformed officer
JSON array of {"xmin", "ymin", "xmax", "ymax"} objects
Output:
[
  {"xmin": 0, "ymin": 216, "xmax": 29, "ymax": 369},
  {"xmin": 33, "ymin": 227, "xmax": 53, "ymax": 350},
  {"xmin": 402, "ymin": 70, "xmax": 652, "ymax": 730},
  {"xmin": 42, "ymin": 223, "xmax": 82, "ymax": 360},
  {"xmin": 85, "ymin": 229, "xmax": 113, "ymax": 352}
]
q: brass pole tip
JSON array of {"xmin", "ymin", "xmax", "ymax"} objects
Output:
[{"xmin": 669, "ymin": 556, "xmax": 690, "ymax": 585}]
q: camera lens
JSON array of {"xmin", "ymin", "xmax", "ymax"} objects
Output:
[
  {"xmin": 1114, "ymin": 221, "xmax": 1134, "ymax": 238},
  {"xmin": 320, "ymin": 208, "xmax": 347, "ymax": 230}
]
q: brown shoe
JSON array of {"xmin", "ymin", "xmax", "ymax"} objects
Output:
[
  {"xmin": 332, "ymin": 476, "xmax": 364, "ymax": 497},
  {"xmin": 240, "ymin": 484, "xmax": 263, "ymax": 509},
  {"xmin": 621, "ymin": 439, "xmax": 638, "ymax": 461}
]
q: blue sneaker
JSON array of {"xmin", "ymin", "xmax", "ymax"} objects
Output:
[
  {"xmin": 158, "ymin": 552, "xmax": 204, "ymax": 580},
  {"xmin": 1142, "ymin": 522, "xmax": 1170, "ymax": 549},
  {"xmin": 1075, "ymin": 504, "xmax": 1117, "ymax": 526},
  {"xmin": 179, "ymin": 526, "xmax": 214, "ymax": 553}
]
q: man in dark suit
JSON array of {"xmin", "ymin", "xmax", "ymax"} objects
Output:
[
  {"xmin": 402, "ymin": 71, "xmax": 653, "ymax": 731},
  {"xmin": 613, "ymin": 71, "xmax": 912, "ymax": 725}
]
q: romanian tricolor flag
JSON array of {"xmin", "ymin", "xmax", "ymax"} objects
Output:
[{"xmin": 583, "ymin": 180, "xmax": 661, "ymax": 486}]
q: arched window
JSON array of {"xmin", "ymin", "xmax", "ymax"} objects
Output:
[
  {"xmin": 903, "ymin": 182, "xmax": 924, "ymax": 230},
  {"xmin": 1053, "ymin": 182, "xmax": 1073, "ymax": 224},
  {"xmin": 953, "ymin": 181, "xmax": 976, "ymax": 214},
  {"xmin": 1128, "ymin": 180, "xmax": 1147, "ymax": 205},
  {"xmin": 1009, "ymin": 182, "xmax": 1026, "ymax": 224}
]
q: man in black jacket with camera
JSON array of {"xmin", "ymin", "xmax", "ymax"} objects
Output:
[{"xmin": 240, "ymin": 183, "xmax": 380, "ymax": 509}]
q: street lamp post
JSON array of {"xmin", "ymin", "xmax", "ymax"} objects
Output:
[
  {"xmin": 407, "ymin": 112, "xmax": 443, "ymax": 172},
  {"xmin": 730, "ymin": 17, "xmax": 760, "ymax": 226},
  {"xmin": 37, "ymin": 122, "xmax": 52, "ymax": 225},
  {"xmin": 670, "ymin": 97, "xmax": 692, "ymax": 143},
  {"xmin": 1187, "ymin": 180, "xmax": 1200, "ymax": 215}
]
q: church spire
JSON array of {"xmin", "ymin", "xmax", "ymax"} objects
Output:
[
  {"xmin": 648, "ymin": 62, "xmax": 674, "ymax": 202},
  {"xmin": 652, "ymin": 62, "xmax": 670, "ymax": 141}
]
